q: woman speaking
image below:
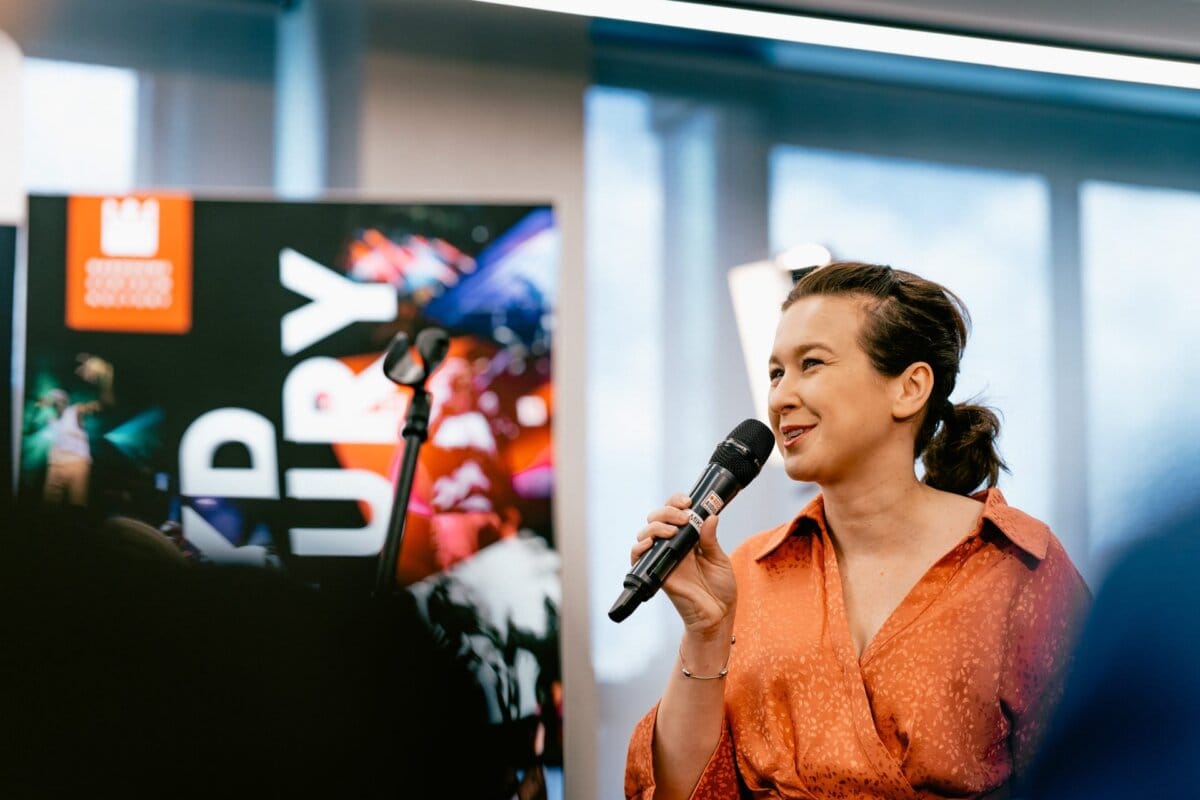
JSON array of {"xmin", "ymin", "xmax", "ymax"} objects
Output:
[{"xmin": 625, "ymin": 262, "xmax": 1089, "ymax": 799}]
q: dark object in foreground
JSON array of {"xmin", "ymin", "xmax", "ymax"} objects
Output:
[
  {"xmin": 0, "ymin": 508, "xmax": 521, "ymax": 799},
  {"xmin": 1027, "ymin": 505, "xmax": 1200, "ymax": 799}
]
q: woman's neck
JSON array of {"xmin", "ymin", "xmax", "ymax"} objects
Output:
[{"xmin": 820, "ymin": 472, "xmax": 932, "ymax": 561}]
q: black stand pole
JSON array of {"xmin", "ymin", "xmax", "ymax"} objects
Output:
[
  {"xmin": 373, "ymin": 388, "xmax": 432, "ymax": 598},
  {"xmin": 372, "ymin": 326, "xmax": 449, "ymax": 598}
]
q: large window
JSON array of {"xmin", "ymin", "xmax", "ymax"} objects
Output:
[
  {"xmin": 584, "ymin": 88, "xmax": 667, "ymax": 684},
  {"xmin": 1082, "ymin": 181, "xmax": 1200, "ymax": 561},
  {"xmin": 21, "ymin": 58, "xmax": 139, "ymax": 194}
]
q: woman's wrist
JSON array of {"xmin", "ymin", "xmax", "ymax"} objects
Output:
[
  {"xmin": 679, "ymin": 612, "xmax": 736, "ymax": 674},
  {"xmin": 683, "ymin": 605, "xmax": 735, "ymax": 642}
]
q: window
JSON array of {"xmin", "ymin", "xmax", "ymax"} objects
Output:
[
  {"xmin": 584, "ymin": 87, "xmax": 667, "ymax": 683},
  {"xmin": 22, "ymin": 58, "xmax": 138, "ymax": 194},
  {"xmin": 1081, "ymin": 180, "xmax": 1200, "ymax": 561}
]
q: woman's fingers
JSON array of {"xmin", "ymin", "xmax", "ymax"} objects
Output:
[
  {"xmin": 630, "ymin": 536, "xmax": 655, "ymax": 565},
  {"xmin": 666, "ymin": 493, "xmax": 691, "ymax": 508},
  {"xmin": 636, "ymin": 521, "xmax": 679, "ymax": 543},
  {"xmin": 631, "ymin": 495, "xmax": 712, "ymax": 565},
  {"xmin": 697, "ymin": 514, "xmax": 722, "ymax": 550},
  {"xmin": 645, "ymin": 504, "xmax": 691, "ymax": 527}
]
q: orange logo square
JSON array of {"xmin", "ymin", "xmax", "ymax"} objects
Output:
[{"xmin": 66, "ymin": 194, "xmax": 193, "ymax": 334}]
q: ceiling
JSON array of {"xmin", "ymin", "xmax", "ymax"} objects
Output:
[
  {"xmin": 9, "ymin": 0, "xmax": 1199, "ymax": 70},
  {"xmin": 710, "ymin": 0, "xmax": 1200, "ymax": 59}
]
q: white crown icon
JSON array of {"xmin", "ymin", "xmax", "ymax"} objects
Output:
[{"xmin": 100, "ymin": 197, "xmax": 160, "ymax": 257}]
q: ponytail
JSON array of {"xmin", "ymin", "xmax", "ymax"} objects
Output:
[{"xmin": 921, "ymin": 402, "xmax": 1007, "ymax": 496}]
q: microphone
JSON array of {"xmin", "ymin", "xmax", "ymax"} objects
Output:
[{"xmin": 608, "ymin": 419, "xmax": 775, "ymax": 623}]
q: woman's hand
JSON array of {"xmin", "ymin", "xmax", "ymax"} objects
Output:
[{"xmin": 630, "ymin": 494, "xmax": 736, "ymax": 635}]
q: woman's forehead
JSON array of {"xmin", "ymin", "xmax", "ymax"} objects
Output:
[{"xmin": 775, "ymin": 294, "xmax": 869, "ymax": 346}]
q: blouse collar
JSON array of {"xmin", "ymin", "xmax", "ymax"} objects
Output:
[{"xmin": 753, "ymin": 487, "xmax": 1050, "ymax": 562}]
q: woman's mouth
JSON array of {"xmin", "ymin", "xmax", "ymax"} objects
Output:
[{"xmin": 779, "ymin": 424, "xmax": 815, "ymax": 448}]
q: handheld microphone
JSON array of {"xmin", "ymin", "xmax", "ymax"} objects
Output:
[{"xmin": 608, "ymin": 419, "xmax": 775, "ymax": 623}]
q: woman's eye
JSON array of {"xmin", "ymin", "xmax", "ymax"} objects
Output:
[
  {"xmin": 768, "ymin": 367, "xmax": 783, "ymax": 382},
  {"xmin": 801, "ymin": 358, "xmax": 823, "ymax": 371}
]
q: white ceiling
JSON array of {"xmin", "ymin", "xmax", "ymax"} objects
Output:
[{"xmin": 723, "ymin": 0, "xmax": 1200, "ymax": 58}]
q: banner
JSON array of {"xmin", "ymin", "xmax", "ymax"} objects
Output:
[
  {"xmin": 20, "ymin": 195, "xmax": 562, "ymax": 790},
  {"xmin": 1, "ymin": 225, "xmax": 15, "ymax": 519}
]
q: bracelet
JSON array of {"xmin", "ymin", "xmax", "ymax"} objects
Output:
[{"xmin": 679, "ymin": 634, "xmax": 736, "ymax": 680}]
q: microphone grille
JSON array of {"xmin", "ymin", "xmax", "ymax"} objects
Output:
[{"xmin": 710, "ymin": 419, "xmax": 775, "ymax": 486}]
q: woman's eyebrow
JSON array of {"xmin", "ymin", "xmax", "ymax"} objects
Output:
[
  {"xmin": 787, "ymin": 342, "xmax": 834, "ymax": 357},
  {"xmin": 769, "ymin": 342, "xmax": 834, "ymax": 364}
]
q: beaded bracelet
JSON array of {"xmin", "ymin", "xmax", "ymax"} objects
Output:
[{"xmin": 679, "ymin": 634, "xmax": 736, "ymax": 680}]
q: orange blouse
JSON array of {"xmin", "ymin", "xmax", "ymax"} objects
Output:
[{"xmin": 626, "ymin": 489, "xmax": 1090, "ymax": 799}]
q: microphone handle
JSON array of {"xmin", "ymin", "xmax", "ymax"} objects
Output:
[{"xmin": 608, "ymin": 463, "xmax": 742, "ymax": 622}]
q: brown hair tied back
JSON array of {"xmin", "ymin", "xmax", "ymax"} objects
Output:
[{"xmin": 783, "ymin": 261, "xmax": 1008, "ymax": 496}]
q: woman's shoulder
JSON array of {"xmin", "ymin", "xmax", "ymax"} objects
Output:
[
  {"xmin": 976, "ymin": 489, "xmax": 1090, "ymax": 600},
  {"xmin": 974, "ymin": 488, "xmax": 1054, "ymax": 561}
]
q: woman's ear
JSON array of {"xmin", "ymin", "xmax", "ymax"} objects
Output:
[{"xmin": 892, "ymin": 361, "xmax": 934, "ymax": 420}]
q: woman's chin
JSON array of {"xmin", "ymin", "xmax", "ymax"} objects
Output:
[{"xmin": 783, "ymin": 457, "xmax": 818, "ymax": 484}]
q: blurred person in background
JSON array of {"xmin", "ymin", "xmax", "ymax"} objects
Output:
[{"xmin": 26, "ymin": 355, "xmax": 114, "ymax": 509}]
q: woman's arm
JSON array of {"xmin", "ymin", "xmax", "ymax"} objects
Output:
[
  {"xmin": 652, "ymin": 619, "xmax": 737, "ymax": 799},
  {"xmin": 1001, "ymin": 538, "xmax": 1091, "ymax": 784},
  {"xmin": 625, "ymin": 495, "xmax": 741, "ymax": 800}
]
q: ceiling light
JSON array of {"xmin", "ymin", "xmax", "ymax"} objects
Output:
[{"xmin": 473, "ymin": 0, "xmax": 1200, "ymax": 91}]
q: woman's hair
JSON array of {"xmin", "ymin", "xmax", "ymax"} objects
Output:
[{"xmin": 783, "ymin": 261, "xmax": 1006, "ymax": 495}]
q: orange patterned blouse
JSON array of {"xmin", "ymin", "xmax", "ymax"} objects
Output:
[{"xmin": 626, "ymin": 489, "xmax": 1090, "ymax": 799}]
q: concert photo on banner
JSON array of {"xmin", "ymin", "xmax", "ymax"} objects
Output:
[{"xmin": 18, "ymin": 194, "xmax": 562, "ymax": 788}]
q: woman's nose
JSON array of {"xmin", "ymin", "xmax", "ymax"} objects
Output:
[{"xmin": 768, "ymin": 376, "xmax": 798, "ymax": 415}]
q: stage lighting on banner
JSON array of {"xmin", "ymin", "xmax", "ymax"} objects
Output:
[{"xmin": 728, "ymin": 244, "xmax": 831, "ymax": 465}]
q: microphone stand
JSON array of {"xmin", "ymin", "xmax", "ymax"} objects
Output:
[
  {"xmin": 372, "ymin": 387, "xmax": 432, "ymax": 598},
  {"xmin": 373, "ymin": 328, "xmax": 449, "ymax": 598}
]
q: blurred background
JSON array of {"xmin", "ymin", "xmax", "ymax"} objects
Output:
[{"xmin": 3, "ymin": 1, "xmax": 1200, "ymax": 798}]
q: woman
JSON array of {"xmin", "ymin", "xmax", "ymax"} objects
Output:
[{"xmin": 625, "ymin": 262, "xmax": 1090, "ymax": 800}]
